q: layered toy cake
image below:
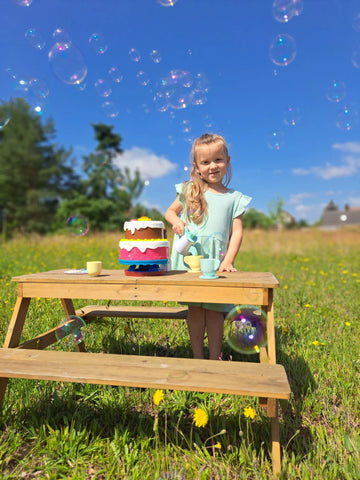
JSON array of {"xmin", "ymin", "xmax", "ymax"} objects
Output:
[{"xmin": 119, "ymin": 217, "xmax": 169, "ymax": 276}]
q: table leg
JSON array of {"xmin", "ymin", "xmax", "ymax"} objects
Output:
[
  {"xmin": 263, "ymin": 288, "xmax": 276, "ymax": 364},
  {"xmin": 60, "ymin": 299, "xmax": 86, "ymax": 352},
  {"xmin": 0, "ymin": 296, "xmax": 31, "ymax": 407}
]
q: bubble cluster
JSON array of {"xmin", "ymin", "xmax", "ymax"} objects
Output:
[
  {"xmin": 336, "ymin": 105, "xmax": 358, "ymax": 131},
  {"xmin": 56, "ymin": 316, "xmax": 86, "ymax": 345},
  {"xmin": 224, "ymin": 305, "xmax": 267, "ymax": 354},
  {"xmin": 272, "ymin": 0, "xmax": 303, "ymax": 23},
  {"xmin": 11, "ymin": 75, "xmax": 49, "ymax": 116},
  {"xmin": 283, "ymin": 104, "xmax": 301, "ymax": 126},
  {"xmin": 25, "ymin": 28, "xmax": 46, "ymax": 50},
  {"xmin": 326, "ymin": 80, "xmax": 346, "ymax": 103},
  {"xmin": 267, "ymin": 129, "xmax": 285, "ymax": 150},
  {"xmin": 269, "ymin": 34, "xmax": 297, "ymax": 66},
  {"xmin": 66, "ymin": 215, "xmax": 89, "ymax": 235},
  {"xmin": 13, "ymin": 0, "xmax": 33, "ymax": 6}
]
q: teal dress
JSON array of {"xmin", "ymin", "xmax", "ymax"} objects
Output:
[{"xmin": 170, "ymin": 183, "xmax": 252, "ymax": 312}]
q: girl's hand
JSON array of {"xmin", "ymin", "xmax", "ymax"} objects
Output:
[
  {"xmin": 173, "ymin": 220, "xmax": 186, "ymax": 236},
  {"xmin": 219, "ymin": 261, "xmax": 237, "ymax": 273}
]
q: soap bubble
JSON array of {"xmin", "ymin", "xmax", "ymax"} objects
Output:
[
  {"xmin": 56, "ymin": 316, "xmax": 86, "ymax": 345},
  {"xmin": 129, "ymin": 48, "xmax": 141, "ymax": 62},
  {"xmin": 192, "ymin": 89, "xmax": 207, "ymax": 105},
  {"xmin": 181, "ymin": 119, "xmax": 191, "ymax": 133},
  {"xmin": 326, "ymin": 80, "xmax": 346, "ymax": 102},
  {"xmin": 66, "ymin": 215, "xmax": 89, "ymax": 235},
  {"xmin": 153, "ymin": 92, "xmax": 169, "ymax": 112},
  {"xmin": 136, "ymin": 71, "xmax": 150, "ymax": 86},
  {"xmin": 352, "ymin": 12, "xmax": 360, "ymax": 32},
  {"xmin": 102, "ymin": 101, "xmax": 119, "ymax": 118},
  {"xmin": 336, "ymin": 105, "xmax": 358, "ymax": 131},
  {"xmin": 94, "ymin": 78, "xmax": 112, "ymax": 97},
  {"xmin": 283, "ymin": 104, "xmax": 301, "ymax": 126},
  {"xmin": 48, "ymin": 42, "xmax": 87, "ymax": 85},
  {"xmin": 89, "ymin": 33, "xmax": 108, "ymax": 54},
  {"xmin": 267, "ymin": 129, "xmax": 285, "ymax": 150},
  {"xmin": 204, "ymin": 114, "xmax": 214, "ymax": 128},
  {"xmin": 272, "ymin": 0, "xmax": 303, "ymax": 23},
  {"xmin": 205, "ymin": 232, "xmax": 226, "ymax": 261},
  {"xmin": 351, "ymin": 47, "xmax": 360, "ymax": 70},
  {"xmin": 269, "ymin": 34, "xmax": 297, "ymax": 66},
  {"xmin": 150, "ymin": 49, "xmax": 162, "ymax": 63},
  {"xmin": 13, "ymin": 0, "xmax": 33, "ymax": 6},
  {"xmin": 53, "ymin": 28, "xmax": 71, "ymax": 47},
  {"xmin": 224, "ymin": 305, "xmax": 267, "ymax": 354},
  {"xmin": 25, "ymin": 28, "xmax": 45, "ymax": 50},
  {"xmin": 0, "ymin": 101, "xmax": 11, "ymax": 129},
  {"xmin": 157, "ymin": 0, "xmax": 179, "ymax": 6},
  {"xmin": 108, "ymin": 66, "xmax": 123, "ymax": 83},
  {"xmin": 11, "ymin": 76, "xmax": 49, "ymax": 115}
]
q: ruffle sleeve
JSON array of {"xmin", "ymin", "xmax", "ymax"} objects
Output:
[{"xmin": 233, "ymin": 192, "xmax": 252, "ymax": 218}]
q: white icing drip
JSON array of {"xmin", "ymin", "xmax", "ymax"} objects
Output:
[
  {"xmin": 124, "ymin": 220, "xmax": 164, "ymax": 235},
  {"xmin": 119, "ymin": 240, "xmax": 169, "ymax": 253}
]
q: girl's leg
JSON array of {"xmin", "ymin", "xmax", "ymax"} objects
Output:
[
  {"xmin": 186, "ymin": 306, "xmax": 206, "ymax": 359},
  {"xmin": 205, "ymin": 309, "xmax": 225, "ymax": 360}
]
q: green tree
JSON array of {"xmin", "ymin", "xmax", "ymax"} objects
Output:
[
  {"xmin": 0, "ymin": 98, "xmax": 79, "ymax": 236},
  {"xmin": 56, "ymin": 123, "xmax": 146, "ymax": 231},
  {"xmin": 242, "ymin": 208, "xmax": 273, "ymax": 229}
]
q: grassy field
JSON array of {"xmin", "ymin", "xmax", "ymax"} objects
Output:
[{"xmin": 0, "ymin": 228, "xmax": 359, "ymax": 479}]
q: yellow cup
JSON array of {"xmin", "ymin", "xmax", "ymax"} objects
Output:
[
  {"xmin": 184, "ymin": 255, "xmax": 204, "ymax": 272},
  {"xmin": 86, "ymin": 261, "xmax": 102, "ymax": 277}
]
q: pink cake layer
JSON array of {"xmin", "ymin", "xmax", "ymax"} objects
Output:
[{"xmin": 119, "ymin": 245, "xmax": 169, "ymax": 262}]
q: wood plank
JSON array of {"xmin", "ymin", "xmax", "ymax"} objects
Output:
[
  {"xmin": 0, "ymin": 349, "xmax": 291, "ymax": 399},
  {"xmin": 75, "ymin": 305, "xmax": 188, "ymax": 319}
]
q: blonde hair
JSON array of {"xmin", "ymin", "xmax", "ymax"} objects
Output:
[{"xmin": 182, "ymin": 133, "xmax": 232, "ymax": 225}]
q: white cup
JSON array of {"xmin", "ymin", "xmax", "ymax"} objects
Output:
[{"xmin": 86, "ymin": 261, "xmax": 102, "ymax": 277}]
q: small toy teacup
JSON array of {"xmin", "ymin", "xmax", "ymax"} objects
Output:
[
  {"xmin": 200, "ymin": 258, "xmax": 220, "ymax": 279},
  {"xmin": 184, "ymin": 255, "xmax": 204, "ymax": 272},
  {"xmin": 86, "ymin": 261, "xmax": 102, "ymax": 277}
]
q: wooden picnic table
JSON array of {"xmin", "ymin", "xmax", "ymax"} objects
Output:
[{"xmin": 0, "ymin": 269, "xmax": 290, "ymax": 475}]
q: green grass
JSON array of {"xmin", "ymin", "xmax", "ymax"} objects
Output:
[{"xmin": 0, "ymin": 229, "xmax": 359, "ymax": 479}]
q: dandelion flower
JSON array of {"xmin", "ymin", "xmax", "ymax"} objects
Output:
[
  {"xmin": 193, "ymin": 408, "xmax": 208, "ymax": 427},
  {"xmin": 215, "ymin": 442, "xmax": 222, "ymax": 449},
  {"xmin": 312, "ymin": 340, "xmax": 319, "ymax": 346},
  {"xmin": 153, "ymin": 389, "xmax": 164, "ymax": 406},
  {"xmin": 243, "ymin": 406, "xmax": 256, "ymax": 419},
  {"xmin": 305, "ymin": 304, "xmax": 311, "ymax": 308},
  {"xmin": 282, "ymin": 326, "xmax": 288, "ymax": 334},
  {"xmin": 345, "ymin": 322, "xmax": 351, "ymax": 327}
]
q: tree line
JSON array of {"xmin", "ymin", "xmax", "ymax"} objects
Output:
[{"xmin": 0, "ymin": 99, "xmax": 307, "ymax": 238}]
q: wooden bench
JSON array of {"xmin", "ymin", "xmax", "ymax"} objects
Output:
[
  {"xmin": 75, "ymin": 305, "xmax": 189, "ymax": 321},
  {"xmin": 0, "ymin": 348, "xmax": 291, "ymax": 476}
]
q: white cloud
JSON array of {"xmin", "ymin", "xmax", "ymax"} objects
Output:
[
  {"xmin": 332, "ymin": 141, "xmax": 360, "ymax": 154},
  {"xmin": 288, "ymin": 192, "xmax": 313, "ymax": 205},
  {"xmin": 292, "ymin": 155, "xmax": 360, "ymax": 180},
  {"xmin": 348, "ymin": 196, "xmax": 360, "ymax": 206},
  {"xmin": 113, "ymin": 146, "xmax": 177, "ymax": 179}
]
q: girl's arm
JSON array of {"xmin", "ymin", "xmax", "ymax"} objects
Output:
[
  {"xmin": 165, "ymin": 196, "xmax": 186, "ymax": 236},
  {"xmin": 219, "ymin": 215, "xmax": 243, "ymax": 272}
]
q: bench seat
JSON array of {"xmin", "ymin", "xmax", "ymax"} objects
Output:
[
  {"xmin": 0, "ymin": 348, "xmax": 290, "ymax": 399},
  {"xmin": 75, "ymin": 305, "xmax": 188, "ymax": 320}
]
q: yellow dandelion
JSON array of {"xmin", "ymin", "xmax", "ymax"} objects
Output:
[
  {"xmin": 305, "ymin": 304, "xmax": 311, "ymax": 308},
  {"xmin": 215, "ymin": 442, "xmax": 222, "ymax": 449},
  {"xmin": 153, "ymin": 389, "xmax": 164, "ymax": 406},
  {"xmin": 243, "ymin": 406, "xmax": 256, "ymax": 419},
  {"xmin": 283, "ymin": 285, "xmax": 288, "ymax": 289},
  {"xmin": 312, "ymin": 340, "xmax": 319, "ymax": 346},
  {"xmin": 282, "ymin": 326, "xmax": 288, "ymax": 334},
  {"xmin": 345, "ymin": 322, "xmax": 351, "ymax": 327},
  {"xmin": 193, "ymin": 408, "xmax": 208, "ymax": 427}
]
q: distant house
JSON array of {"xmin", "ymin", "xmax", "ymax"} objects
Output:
[{"xmin": 320, "ymin": 201, "xmax": 360, "ymax": 229}]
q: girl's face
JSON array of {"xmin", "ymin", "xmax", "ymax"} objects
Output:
[{"xmin": 194, "ymin": 142, "xmax": 230, "ymax": 186}]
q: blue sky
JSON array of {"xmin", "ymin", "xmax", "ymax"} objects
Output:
[{"xmin": 2, "ymin": 0, "xmax": 360, "ymax": 224}]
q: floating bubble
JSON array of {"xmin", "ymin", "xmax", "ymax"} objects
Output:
[
  {"xmin": 283, "ymin": 104, "xmax": 301, "ymax": 126},
  {"xmin": 129, "ymin": 48, "xmax": 141, "ymax": 62},
  {"xmin": 13, "ymin": 0, "xmax": 33, "ymax": 6},
  {"xmin": 150, "ymin": 49, "xmax": 162, "ymax": 63},
  {"xmin": 0, "ymin": 101, "xmax": 11, "ymax": 129},
  {"xmin": 204, "ymin": 114, "xmax": 214, "ymax": 128},
  {"xmin": 272, "ymin": 0, "xmax": 303, "ymax": 23},
  {"xmin": 157, "ymin": 0, "xmax": 178, "ymax": 6},
  {"xmin": 326, "ymin": 80, "xmax": 346, "ymax": 103},
  {"xmin": 351, "ymin": 47, "xmax": 360, "ymax": 70},
  {"xmin": 66, "ymin": 215, "xmax": 89, "ymax": 235},
  {"xmin": 29, "ymin": 77, "xmax": 49, "ymax": 99},
  {"xmin": 102, "ymin": 101, "xmax": 119, "ymax": 118},
  {"xmin": 136, "ymin": 71, "xmax": 150, "ymax": 86},
  {"xmin": 52, "ymin": 28, "xmax": 72, "ymax": 47},
  {"xmin": 89, "ymin": 33, "xmax": 108, "ymax": 54},
  {"xmin": 153, "ymin": 92, "xmax": 169, "ymax": 112},
  {"xmin": 336, "ymin": 105, "xmax": 358, "ymax": 131},
  {"xmin": 352, "ymin": 12, "xmax": 360, "ymax": 32},
  {"xmin": 48, "ymin": 42, "xmax": 87, "ymax": 85},
  {"xmin": 170, "ymin": 90, "xmax": 192, "ymax": 110},
  {"xmin": 94, "ymin": 78, "xmax": 112, "ymax": 97},
  {"xmin": 144, "ymin": 179, "xmax": 150, "ymax": 186},
  {"xmin": 269, "ymin": 34, "xmax": 297, "ymax": 66},
  {"xmin": 25, "ymin": 28, "xmax": 45, "ymax": 50},
  {"xmin": 267, "ymin": 129, "xmax": 285, "ymax": 150},
  {"xmin": 5, "ymin": 67, "xmax": 18, "ymax": 80},
  {"xmin": 205, "ymin": 232, "xmax": 226, "ymax": 261},
  {"xmin": 192, "ymin": 89, "xmax": 207, "ymax": 105},
  {"xmin": 108, "ymin": 66, "xmax": 123, "ymax": 83},
  {"xmin": 181, "ymin": 119, "xmax": 191, "ymax": 133},
  {"xmin": 56, "ymin": 316, "xmax": 86, "ymax": 345},
  {"xmin": 11, "ymin": 76, "xmax": 48, "ymax": 116},
  {"xmin": 224, "ymin": 305, "xmax": 267, "ymax": 354}
]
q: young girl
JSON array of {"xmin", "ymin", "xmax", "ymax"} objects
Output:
[{"xmin": 165, "ymin": 133, "xmax": 251, "ymax": 360}]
